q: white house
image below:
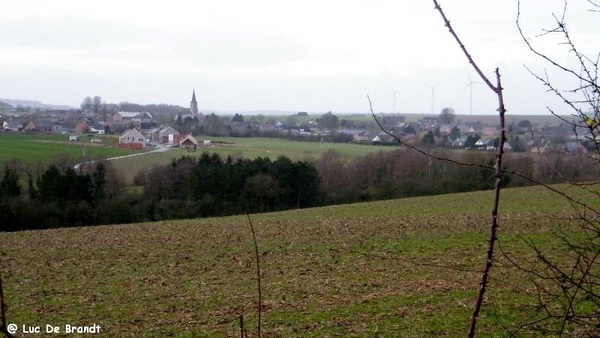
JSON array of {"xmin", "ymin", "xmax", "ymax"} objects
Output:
[{"xmin": 119, "ymin": 128, "xmax": 147, "ymax": 150}]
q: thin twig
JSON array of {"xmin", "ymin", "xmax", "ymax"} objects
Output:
[
  {"xmin": 432, "ymin": 1, "xmax": 497, "ymax": 92},
  {"xmin": 239, "ymin": 313, "xmax": 245, "ymax": 338},
  {"xmin": 0, "ymin": 274, "xmax": 15, "ymax": 338},
  {"xmin": 246, "ymin": 214, "xmax": 262, "ymax": 338},
  {"xmin": 517, "ymin": 0, "xmax": 597, "ymax": 89}
]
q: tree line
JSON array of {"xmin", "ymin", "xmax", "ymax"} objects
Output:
[
  {"xmin": 0, "ymin": 149, "xmax": 597, "ymax": 231},
  {"xmin": 135, "ymin": 153, "xmax": 321, "ymax": 220},
  {"xmin": 0, "ymin": 154, "xmax": 321, "ymax": 231},
  {"xmin": 313, "ymin": 148, "xmax": 598, "ymax": 204}
]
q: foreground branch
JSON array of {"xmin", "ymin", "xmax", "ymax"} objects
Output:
[
  {"xmin": 246, "ymin": 214, "xmax": 262, "ymax": 338},
  {"xmin": 368, "ymin": 96, "xmax": 599, "ymax": 217},
  {"xmin": 466, "ymin": 69, "xmax": 507, "ymax": 338},
  {"xmin": 430, "ymin": 1, "xmax": 507, "ymax": 337},
  {"xmin": 0, "ymin": 275, "xmax": 15, "ymax": 338},
  {"xmin": 512, "ymin": 3, "xmax": 600, "ymax": 334}
]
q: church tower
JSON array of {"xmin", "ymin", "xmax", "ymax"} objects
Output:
[{"xmin": 190, "ymin": 89, "xmax": 198, "ymax": 117}]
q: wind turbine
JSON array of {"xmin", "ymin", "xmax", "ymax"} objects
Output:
[
  {"xmin": 389, "ymin": 85, "xmax": 400, "ymax": 113},
  {"xmin": 423, "ymin": 82, "xmax": 441, "ymax": 114},
  {"xmin": 465, "ymin": 70, "xmax": 482, "ymax": 115}
]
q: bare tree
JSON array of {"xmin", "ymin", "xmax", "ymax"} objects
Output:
[
  {"xmin": 372, "ymin": 1, "xmax": 600, "ymax": 336},
  {"xmin": 80, "ymin": 96, "xmax": 92, "ymax": 112},
  {"xmin": 92, "ymin": 96, "xmax": 103, "ymax": 115},
  {"xmin": 500, "ymin": 1, "xmax": 600, "ymax": 335},
  {"xmin": 517, "ymin": 0, "xmax": 599, "ymax": 160},
  {"xmin": 439, "ymin": 107, "xmax": 456, "ymax": 124},
  {"xmin": 369, "ymin": 1, "xmax": 510, "ymax": 335}
]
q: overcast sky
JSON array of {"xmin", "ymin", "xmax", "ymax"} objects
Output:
[{"xmin": 1, "ymin": 0, "xmax": 598, "ymax": 115}]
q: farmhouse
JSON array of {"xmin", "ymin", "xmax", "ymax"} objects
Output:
[
  {"xmin": 3, "ymin": 119, "xmax": 22, "ymax": 132},
  {"xmin": 119, "ymin": 128, "xmax": 147, "ymax": 150},
  {"xmin": 350, "ymin": 131, "xmax": 371, "ymax": 143},
  {"xmin": 179, "ymin": 134, "xmax": 200, "ymax": 150},
  {"xmin": 23, "ymin": 121, "xmax": 53, "ymax": 132},
  {"xmin": 474, "ymin": 138, "xmax": 497, "ymax": 150},
  {"xmin": 158, "ymin": 127, "xmax": 180, "ymax": 145},
  {"xmin": 112, "ymin": 112, "xmax": 155, "ymax": 130},
  {"xmin": 23, "ymin": 121, "xmax": 36, "ymax": 132}
]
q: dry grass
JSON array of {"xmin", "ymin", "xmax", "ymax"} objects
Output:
[{"xmin": 1, "ymin": 185, "xmax": 597, "ymax": 337}]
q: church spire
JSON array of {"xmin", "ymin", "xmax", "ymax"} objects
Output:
[
  {"xmin": 190, "ymin": 89, "xmax": 198, "ymax": 117},
  {"xmin": 191, "ymin": 89, "xmax": 197, "ymax": 104}
]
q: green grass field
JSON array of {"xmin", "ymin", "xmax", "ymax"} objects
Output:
[
  {"xmin": 111, "ymin": 137, "xmax": 397, "ymax": 183},
  {"xmin": 199, "ymin": 137, "xmax": 394, "ymax": 159},
  {"xmin": 0, "ymin": 133, "xmax": 398, "ymax": 183},
  {"xmin": 0, "ymin": 133, "xmax": 140, "ymax": 166},
  {"xmin": 2, "ymin": 185, "xmax": 597, "ymax": 337}
]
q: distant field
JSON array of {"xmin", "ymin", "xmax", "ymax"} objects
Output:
[
  {"xmin": 2, "ymin": 185, "xmax": 597, "ymax": 337},
  {"xmin": 111, "ymin": 137, "xmax": 397, "ymax": 183},
  {"xmin": 234, "ymin": 113, "xmax": 568, "ymax": 127},
  {"xmin": 0, "ymin": 133, "xmax": 140, "ymax": 167},
  {"xmin": 204, "ymin": 137, "xmax": 394, "ymax": 159},
  {"xmin": 227, "ymin": 113, "xmax": 376, "ymax": 125}
]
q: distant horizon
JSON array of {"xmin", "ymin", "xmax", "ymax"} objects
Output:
[{"xmin": 0, "ymin": 97, "xmax": 572, "ymax": 117}]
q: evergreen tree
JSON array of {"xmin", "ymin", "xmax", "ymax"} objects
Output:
[
  {"xmin": 449, "ymin": 126, "xmax": 461, "ymax": 140},
  {"xmin": 38, "ymin": 166, "xmax": 62, "ymax": 201},
  {"xmin": 92, "ymin": 162, "xmax": 107, "ymax": 203},
  {"xmin": 232, "ymin": 113, "xmax": 244, "ymax": 123},
  {"xmin": 0, "ymin": 165, "xmax": 20, "ymax": 198}
]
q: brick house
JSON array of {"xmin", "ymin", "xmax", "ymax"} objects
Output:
[{"xmin": 119, "ymin": 128, "xmax": 147, "ymax": 150}]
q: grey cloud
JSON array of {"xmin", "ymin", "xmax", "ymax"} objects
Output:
[
  {"xmin": 0, "ymin": 16, "xmax": 162, "ymax": 50},
  {"xmin": 166, "ymin": 30, "xmax": 310, "ymax": 66},
  {"xmin": 0, "ymin": 16, "xmax": 310, "ymax": 66}
]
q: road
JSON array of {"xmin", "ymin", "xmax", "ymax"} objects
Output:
[{"xmin": 74, "ymin": 142, "xmax": 171, "ymax": 171}]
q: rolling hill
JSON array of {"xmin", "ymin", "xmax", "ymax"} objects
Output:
[{"xmin": 1, "ymin": 185, "xmax": 597, "ymax": 337}]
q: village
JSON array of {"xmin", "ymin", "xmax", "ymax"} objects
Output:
[{"xmin": 0, "ymin": 91, "xmax": 592, "ymax": 156}]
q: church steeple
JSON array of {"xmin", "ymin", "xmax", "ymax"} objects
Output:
[{"xmin": 190, "ymin": 89, "xmax": 198, "ymax": 117}]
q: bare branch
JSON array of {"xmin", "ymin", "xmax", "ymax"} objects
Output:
[
  {"xmin": 464, "ymin": 67, "xmax": 507, "ymax": 338},
  {"xmin": 246, "ymin": 214, "xmax": 262, "ymax": 338},
  {"xmin": 429, "ymin": 1, "xmax": 510, "ymax": 336},
  {"xmin": 517, "ymin": 0, "xmax": 598, "ymax": 89},
  {"xmin": 431, "ymin": 0, "xmax": 497, "ymax": 92},
  {"xmin": 239, "ymin": 313, "xmax": 246, "ymax": 338},
  {"xmin": 369, "ymin": 95, "xmax": 600, "ymax": 217},
  {"xmin": 0, "ymin": 274, "xmax": 15, "ymax": 338}
]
